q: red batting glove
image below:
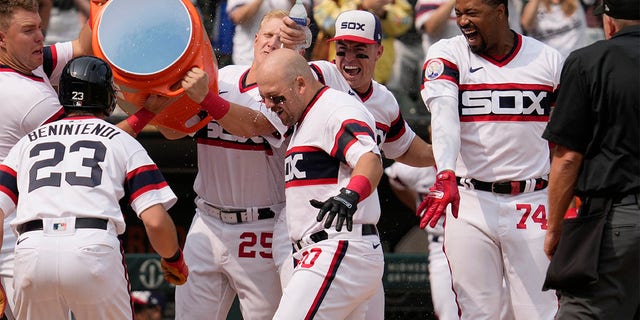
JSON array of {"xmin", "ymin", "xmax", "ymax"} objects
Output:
[
  {"xmin": 160, "ymin": 249, "xmax": 189, "ymax": 285},
  {"xmin": 416, "ymin": 170, "xmax": 460, "ymax": 229}
]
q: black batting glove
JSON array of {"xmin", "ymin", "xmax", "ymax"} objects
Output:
[{"xmin": 310, "ymin": 188, "xmax": 360, "ymax": 232}]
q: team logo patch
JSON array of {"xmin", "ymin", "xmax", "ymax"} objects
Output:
[
  {"xmin": 53, "ymin": 223, "xmax": 67, "ymax": 231},
  {"xmin": 425, "ymin": 59, "xmax": 445, "ymax": 81}
]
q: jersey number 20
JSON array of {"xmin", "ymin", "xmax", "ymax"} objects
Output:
[{"xmin": 29, "ymin": 140, "xmax": 106, "ymax": 192}]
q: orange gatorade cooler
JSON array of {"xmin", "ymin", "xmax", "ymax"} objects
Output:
[{"xmin": 89, "ymin": 0, "xmax": 217, "ymax": 134}]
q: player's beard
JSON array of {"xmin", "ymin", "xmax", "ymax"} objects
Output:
[{"xmin": 468, "ymin": 38, "xmax": 487, "ymax": 54}]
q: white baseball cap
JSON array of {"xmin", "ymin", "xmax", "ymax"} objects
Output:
[{"xmin": 329, "ymin": 10, "xmax": 382, "ymax": 45}]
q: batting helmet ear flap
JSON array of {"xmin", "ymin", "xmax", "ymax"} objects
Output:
[{"xmin": 59, "ymin": 56, "xmax": 117, "ymax": 117}]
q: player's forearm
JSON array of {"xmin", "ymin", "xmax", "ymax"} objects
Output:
[
  {"xmin": 116, "ymin": 108, "xmax": 156, "ymax": 138},
  {"xmin": 428, "ymin": 96, "xmax": 460, "ymax": 173},
  {"xmin": 156, "ymin": 125, "xmax": 189, "ymax": 140},
  {"xmin": 217, "ymin": 103, "xmax": 278, "ymax": 138},
  {"xmin": 390, "ymin": 185, "xmax": 418, "ymax": 211},
  {"xmin": 140, "ymin": 204, "xmax": 180, "ymax": 258},
  {"xmin": 71, "ymin": 18, "xmax": 93, "ymax": 58},
  {"xmin": 547, "ymin": 145, "xmax": 583, "ymax": 232},
  {"xmin": 349, "ymin": 152, "xmax": 383, "ymax": 197},
  {"xmin": 394, "ymin": 136, "xmax": 436, "ymax": 168}
]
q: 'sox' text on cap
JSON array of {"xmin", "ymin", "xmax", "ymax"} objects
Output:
[{"xmin": 329, "ymin": 10, "xmax": 383, "ymax": 45}]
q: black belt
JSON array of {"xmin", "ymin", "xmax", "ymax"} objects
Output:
[
  {"xmin": 17, "ymin": 218, "xmax": 108, "ymax": 235},
  {"xmin": 295, "ymin": 224, "xmax": 378, "ymax": 250},
  {"xmin": 613, "ymin": 193, "xmax": 640, "ymax": 206},
  {"xmin": 256, "ymin": 208, "xmax": 276, "ymax": 219},
  {"xmin": 202, "ymin": 201, "xmax": 276, "ymax": 224},
  {"xmin": 456, "ymin": 177, "xmax": 548, "ymax": 195},
  {"xmin": 587, "ymin": 193, "xmax": 640, "ymax": 208}
]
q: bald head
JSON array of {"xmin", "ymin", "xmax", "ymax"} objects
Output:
[
  {"xmin": 257, "ymin": 49, "xmax": 324, "ymax": 126},
  {"xmin": 258, "ymin": 49, "xmax": 313, "ymax": 84}
]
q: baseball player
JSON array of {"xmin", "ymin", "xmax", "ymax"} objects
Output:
[
  {"xmin": 160, "ymin": 10, "xmax": 292, "ymax": 320},
  {"xmin": 256, "ymin": 48, "xmax": 384, "ymax": 320},
  {"xmin": 417, "ymin": 0, "xmax": 564, "ymax": 318},
  {"xmin": 0, "ymin": 1, "xmax": 171, "ymax": 318},
  {"xmin": 0, "ymin": 56, "xmax": 187, "ymax": 320},
  {"xmin": 285, "ymin": 10, "xmax": 436, "ymax": 318}
]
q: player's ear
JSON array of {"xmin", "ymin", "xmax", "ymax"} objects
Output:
[
  {"xmin": 294, "ymin": 75, "xmax": 305, "ymax": 93},
  {"xmin": 376, "ymin": 44, "xmax": 384, "ymax": 60}
]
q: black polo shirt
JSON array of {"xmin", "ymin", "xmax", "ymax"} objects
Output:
[{"xmin": 543, "ymin": 25, "xmax": 640, "ymax": 197}]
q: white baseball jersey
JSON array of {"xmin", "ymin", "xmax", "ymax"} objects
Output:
[
  {"xmin": 274, "ymin": 86, "xmax": 384, "ymax": 320},
  {"xmin": 175, "ymin": 65, "xmax": 289, "ymax": 320},
  {"xmin": 0, "ymin": 117, "xmax": 177, "ymax": 234},
  {"xmin": 283, "ymin": 86, "xmax": 380, "ymax": 240},
  {"xmin": 289, "ymin": 61, "xmax": 413, "ymax": 320},
  {"xmin": 0, "ymin": 116, "xmax": 176, "ymax": 320},
  {"xmin": 421, "ymin": 34, "xmax": 562, "ymax": 182},
  {"xmin": 0, "ymin": 42, "xmax": 72, "ymax": 318},
  {"xmin": 193, "ymin": 65, "xmax": 288, "ymax": 208},
  {"xmin": 310, "ymin": 60, "xmax": 416, "ymax": 160},
  {"xmin": 226, "ymin": 0, "xmax": 312, "ymax": 65}
]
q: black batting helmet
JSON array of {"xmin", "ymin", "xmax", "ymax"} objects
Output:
[{"xmin": 59, "ymin": 56, "xmax": 117, "ymax": 117}]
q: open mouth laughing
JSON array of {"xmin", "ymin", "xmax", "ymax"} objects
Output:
[{"xmin": 343, "ymin": 64, "xmax": 361, "ymax": 76}]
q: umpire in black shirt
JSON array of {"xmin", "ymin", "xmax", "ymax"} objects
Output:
[{"xmin": 541, "ymin": 0, "xmax": 639, "ymax": 318}]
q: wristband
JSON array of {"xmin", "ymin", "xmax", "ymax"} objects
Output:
[
  {"xmin": 164, "ymin": 249, "xmax": 182, "ymax": 263},
  {"xmin": 200, "ymin": 91, "xmax": 230, "ymax": 120},
  {"xmin": 346, "ymin": 175, "xmax": 372, "ymax": 200},
  {"xmin": 126, "ymin": 108, "xmax": 155, "ymax": 134}
]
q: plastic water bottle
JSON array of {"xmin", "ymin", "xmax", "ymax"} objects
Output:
[
  {"xmin": 289, "ymin": 0, "xmax": 312, "ymax": 50},
  {"xmin": 289, "ymin": 0, "xmax": 307, "ymax": 27}
]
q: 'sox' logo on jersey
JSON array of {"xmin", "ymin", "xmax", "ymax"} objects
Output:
[
  {"xmin": 284, "ymin": 147, "xmax": 340, "ymax": 188},
  {"xmin": 285, "ymin": 154, "xmax": 306, "ymax": 181},
  {"xmin": 460, "ymin": 90, "xmax": 550, "ymax": 118},
  {"xmin": 375, "ymin": 127, "xmax": 386, "ymax": 146},
  {"xmin": 205, "ymin": 122, "xmax": 266, "ymax": 144}
]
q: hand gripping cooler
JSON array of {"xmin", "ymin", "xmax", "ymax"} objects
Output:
[{"xmin": 89, "ymin": 0, "xmax": 217, "ymax": 134}]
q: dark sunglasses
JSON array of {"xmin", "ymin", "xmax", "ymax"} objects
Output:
[{"xmin": 262, "ymin": 95, "xmax": 287, "ymax": 105}]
